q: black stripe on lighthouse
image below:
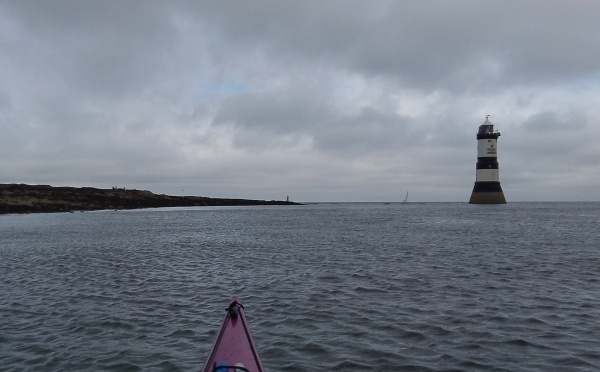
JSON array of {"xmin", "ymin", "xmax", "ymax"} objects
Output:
[
  {"xmin": 472, "ymin": 181, "xmax": 503, "ymax": 193},
  {"xmin": 476, "ymin": 159, "xmax": 499, "ymax": 170}
]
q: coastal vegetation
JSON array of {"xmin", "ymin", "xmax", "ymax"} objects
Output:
[{"xmin": 0, "ymin": 184, "xmax": 298, "ymax": 214}]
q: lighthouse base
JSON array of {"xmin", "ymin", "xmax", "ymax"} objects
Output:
[{"xmin": 469, "ymin": 182, "xmax": 506, "ymax": 204}]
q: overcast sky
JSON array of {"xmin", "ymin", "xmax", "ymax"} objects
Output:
[{"xmin": 1, "ymin": 1, "xmax": 599, "ymax": 202}]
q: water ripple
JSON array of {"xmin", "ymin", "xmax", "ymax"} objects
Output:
[{"xmin": 2, "ymin": 203, "xmax": 600, "ymax": 371}]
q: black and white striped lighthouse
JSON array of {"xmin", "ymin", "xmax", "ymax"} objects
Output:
[{"xmin": 469, "ymin": 116, "xmax": 506, "ymax": 204}]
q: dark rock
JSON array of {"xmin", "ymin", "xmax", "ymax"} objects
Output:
[{"xmin": 0, "ymin": 184, "xmax": 300, "ymax": 214}]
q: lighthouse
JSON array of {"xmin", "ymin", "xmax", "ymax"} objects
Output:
[{"xmin": 469, "ymin": 116, "xmax": 506, "ymax": 204}]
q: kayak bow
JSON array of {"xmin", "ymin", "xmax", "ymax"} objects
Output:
[{"xmin": 202, "ymin": 299, "xmax": 265, "ymax": 372}]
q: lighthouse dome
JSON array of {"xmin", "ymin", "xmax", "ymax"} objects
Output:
[
  {"xmin": 478, "ymin": 120, "xmax": 494, "ymax": 134},
  {"xmin": 477, "ymin": 118, "xmax": 500, "ymax": 139}
]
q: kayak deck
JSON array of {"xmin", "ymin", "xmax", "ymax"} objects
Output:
[{"xmin": 202, "ymin": 299, "xmax": 265, "ymax": 372}]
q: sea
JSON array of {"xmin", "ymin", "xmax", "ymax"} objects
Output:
[{"xmin": 1, "ymin": 202, "xmax": 599, "ymax": 371}]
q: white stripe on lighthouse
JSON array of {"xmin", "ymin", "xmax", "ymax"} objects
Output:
[
  {"xmin": 476, "ymin": 169, "xmax": 500, "ymax": 182},
  {"xmin": 478, "ymin": 139, "xmax": 498, "ymax": 157}
]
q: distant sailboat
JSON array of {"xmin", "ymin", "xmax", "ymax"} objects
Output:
[{"xmin": 402, "ymin": 190, "xmax": 408, "ymax": 204}]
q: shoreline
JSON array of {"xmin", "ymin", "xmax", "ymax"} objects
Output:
[{"xmin": 0, "ymin": 184, "xmax": 300, "ymax": 215}]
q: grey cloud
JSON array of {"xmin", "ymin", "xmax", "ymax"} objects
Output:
[
  {"xmin": 1, "ymin": 1, "xmax": 600, "ymax": 201},
  {"xmin": 182, "ymin": 1, "xmax": 600, "ymax": 92},
  {"xmin": 2, "ymin": 1, "xmax": 178, "ymax": 98}
]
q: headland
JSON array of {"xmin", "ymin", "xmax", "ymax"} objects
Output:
[{"xmin": 0, "ymin": 184, "xmax": 300, "ymax": 214}]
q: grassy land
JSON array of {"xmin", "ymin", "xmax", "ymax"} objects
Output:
[{"xmin": 0, "ymin": 184, "xmax": 299, "ymax": 214}]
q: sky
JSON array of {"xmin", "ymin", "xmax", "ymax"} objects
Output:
[{"xmin": 1, "ymin": 1, "xmax": 599, "ymax": 202}]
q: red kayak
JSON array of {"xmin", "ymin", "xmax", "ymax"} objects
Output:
[{"xmin": 202, "ymin": 299, "xmax": 265, "ymax": 372}]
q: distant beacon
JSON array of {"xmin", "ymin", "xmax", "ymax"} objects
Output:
[{"xmin": 469, "ymin": 116, "xmax": 507, "ymax": 204}]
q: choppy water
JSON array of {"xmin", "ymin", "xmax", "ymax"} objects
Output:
[{"xmin": 1, "ymin": 202, "xmax": 599, "ymax": 371}]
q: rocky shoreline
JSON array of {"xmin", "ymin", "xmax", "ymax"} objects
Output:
[{"xmin": 0, "ymin": 184, "xmax": 300, "ymax": 214}]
